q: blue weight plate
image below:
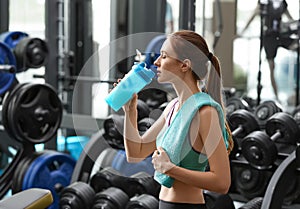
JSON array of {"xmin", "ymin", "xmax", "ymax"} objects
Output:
[
  {"xmin": 22, "ymin": 152, "xmax": 76, "ymax": 209},
  {"xmin": 0, "ymin": 42, "xmax": 16, "ymax": 95},
  {"xmin": 0, "ymin": 31, "xmax": 28, "ymax": 48}
]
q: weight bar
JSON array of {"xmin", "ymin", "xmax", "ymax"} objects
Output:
[
  {"xmin": 0, "ymin": 65, "xmax": 16, "ymax": 74},
  {"xmin": 59, "ymin": 181, "xmax": 95, "ymax": 209},
  {"xmin": 241, "ymin": 112, "xmax": 300, "ymax": 169}
]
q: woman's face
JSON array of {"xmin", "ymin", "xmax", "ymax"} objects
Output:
[{"xmin": 154, "ymin": 39, "xmax": 183, "ymax": 83}]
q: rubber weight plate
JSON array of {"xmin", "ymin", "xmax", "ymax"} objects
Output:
[
  {"xmin": 11, "ymin": 151, "xmax": 45, "ymax": 194},
  {"xmin": 0, "ymin": 31, "xmax": 28, "ymax": 48},
  {"xmin": 22, "ymin": 152, "xmax": 76, "ymax": 209},
  {"xmin": 5, "ymin": 83, "xmax": 62, "ymax": 144},
  {"xmin": 0, "ymin": 42, "xmax": 16, "ymax": 95},
  {"xmin": 2, "ymin": 83, "xmax": 28, "ymax": 140}
]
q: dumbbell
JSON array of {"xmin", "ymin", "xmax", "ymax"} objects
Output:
[
  {"xmin": 226, "ymin": 97, "xmax": 251, "ymax": 116},
  {"xmin": 90, "ymin": 167, "xmax": 160, "ymax": 198},
  {"xmin": 126, "ymin": 194, "xmax": 159, "ymax": 209},
  {"xmin": 253, "ymin": 100, "xmax": 282, "ymax": 129},
  {"xmin": 231, "ymin": 164, "xmax": 272, "ymax": 200},
  {"xmin": 241, "ymin": 112, "xmax": 300, "ymax": 169},
  {"xmin": 92, "ymin": 187, "xmax": 129, "ymax": 209},
  {"xmin": 103, "ymin": 114, "xmax": 124, "ymax": 149},
  {"xmin": 59, "ymin": 181, "xmax": 95, "ymax": 209},
  {"xmin": 228, "ymin": 109, "xmax": 260, "ymax": 158},
  {"xmin": 204, "ymin": 190, "xmax": 235, "ymax": 209}
]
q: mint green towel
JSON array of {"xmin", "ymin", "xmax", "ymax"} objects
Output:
[{"xmin": 154, "ymin": 92, "xmax": 228, "ymax": 188}]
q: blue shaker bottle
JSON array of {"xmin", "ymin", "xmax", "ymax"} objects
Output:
[{"xmin": 105, "ymin": 62, "xmax": 155, "ymax": 111}]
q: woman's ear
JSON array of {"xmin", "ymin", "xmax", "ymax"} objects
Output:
[{"xmin": 181, "ymin": 59, "xmax": 192, "ymax": 72}]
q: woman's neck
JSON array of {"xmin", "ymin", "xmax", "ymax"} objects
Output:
[{"xmin": 172, "ymin": 79, "xmax": 200, "ymax": 109}]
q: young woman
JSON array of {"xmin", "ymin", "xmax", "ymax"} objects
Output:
[{"xmin": 120, "ymin": 30, "xmax": 233, "ymax": 209}]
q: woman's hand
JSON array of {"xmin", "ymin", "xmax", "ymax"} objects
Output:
[{"xmin": 152, "ymin": 147, "xmax": 175, "ymax": 174}]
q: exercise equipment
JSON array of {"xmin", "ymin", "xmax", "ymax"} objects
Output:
[
  {"xmin": 241, "ymin": 112, "xmax": 300, "ymax": 169},
  {"xmin": 126, "ymin": 194, "xmax": 159, "ymax": 209},
  {"xmin": 0, "ymin": 42, "xmax": 16, "ymax": 95},
  {"xmin": 90, "ymin": 167, "xmax": 160, "ymax": 198},
  {"xmin": 12, "ymin": 151, "xmax": 76, "ymax": 209},
  {"xmin": 253, "ymin": 100, "xmax": 282, "ymax": 129},
  {"xmin": 0, "ymin": 142, "xmax": 35, "ymax": 199},
  {"xmin": 144, "ymin": 35, "xmax": 166, "ymax": 72},
  {"xmin": 138, "ymin": 88, "xmax": 168, "ymax": 111},
  {"xmin": 228, "ymin": 109, "xmax": 260, "ymax": 158},
  {"xmin": 0, "ymin": 31, "xmax": 28, "ymax": 48},
  {"xmin": 103, "ymin": 114, "xmax": 124, "ymax": 149},
  {"xmin": 226, "ymin": 97, "xmax": 251, "ymax": 116},
  {"xmin": 14, "ymin": 36, "xmax": 49, "ymax": 71},
  {"xmin": 90, "ymin": 147, "xmax": 118, "ymax": 178},
  {"xmin": 0, "ymin": 31, "xmax": 49, "ymax": 72},
  {"xmin": 204, "ymin": 190, "xmax": 235, "ymax": 209},
  {"xmin": 232, "ymin": 163, "xmax": 272, "ymax": 200},
  {"xmin": 0, "ymin": 188, "xmax": 53, "ymax": 209},
  {"xmin": 238, "ymin": 197, "xmax": 263, "ymax": 209},
  {"xmin": 92, "ymin": 187, "xmax": 129, "ymax": 209},
  {"xmin": 71, "ymin": 131, "xmax": 110, "ymax": 183},
  {"xmin": 59, "ymin": 181, "xmax": 95, "ymax": 209},
  {"xmin": 2, "ymin": 83, "xmax": 63, "ymax": 144},
  {"xmin": 138, "ymin": 117, "xmax": 156, "ymax": 135},
  {"xmin": 260, "ymin": 146, "xmax": 300, "ymax": 208}
]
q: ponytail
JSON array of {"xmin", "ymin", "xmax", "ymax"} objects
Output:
[{"xmin": 206, "ymin": 53, "xmax": 234, "ymax": 155}]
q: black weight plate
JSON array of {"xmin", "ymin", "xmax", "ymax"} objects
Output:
[
  {"xmin": 254, "ymin": 100, "xmax": 282, "ymax": 128},
  {"xmin": 233, "ymin": 165, "xmax": 271, "ymax": 200},
  {"xmin": 11, "ymin": 151, "xmax": 43, "ymax": 193},
  {"xmin": 226, "ymin": 97, "xmax": 250, "ymax": 116},
  {"xmin": 241, "ymin": 131, "xmax": 277, "ymax": 169},
  {"xmin": 137, "ymin": 99, "xmax": 150, "ymax": 121},
  {"xmin": 228, "ymin": 109, "xmax": 259, "ymax": 139},
  {"xmin": 2, "ymin": 83, "xmax": 29, "ymax": 141},
  {"xmin": 266, "ymin": 112, "xmax": 300, "ymax": 145},
  {"xmin": 7, "ymin": 83, "xmax": 62, "ymax": 144}
]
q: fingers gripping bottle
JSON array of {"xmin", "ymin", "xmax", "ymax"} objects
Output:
[{"xmin": 105, "ymin": 62, "xmax": 155, "ymax": 111}]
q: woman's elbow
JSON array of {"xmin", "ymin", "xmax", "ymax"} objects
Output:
[{"xmin": 216, "ymin": 178, "xmax": 231, "ymax": 194}]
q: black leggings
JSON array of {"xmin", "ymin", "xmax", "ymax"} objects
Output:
[{"xmin": 159, "ymin": 200, "xmax": 207, "ymax": 209}]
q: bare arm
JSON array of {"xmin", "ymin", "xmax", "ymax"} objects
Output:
[
  {"xmin": 164, "ymin": 106, "xmax": 231, "ymax": 194},
  {"xmin": 123, "ymin": 94, "xmax": 175, "ymax": 162}
]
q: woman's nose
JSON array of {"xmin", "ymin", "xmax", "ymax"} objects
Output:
[{"xmin": 154, "ymin": 56, "xmax": 160, "ymax": 66}]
